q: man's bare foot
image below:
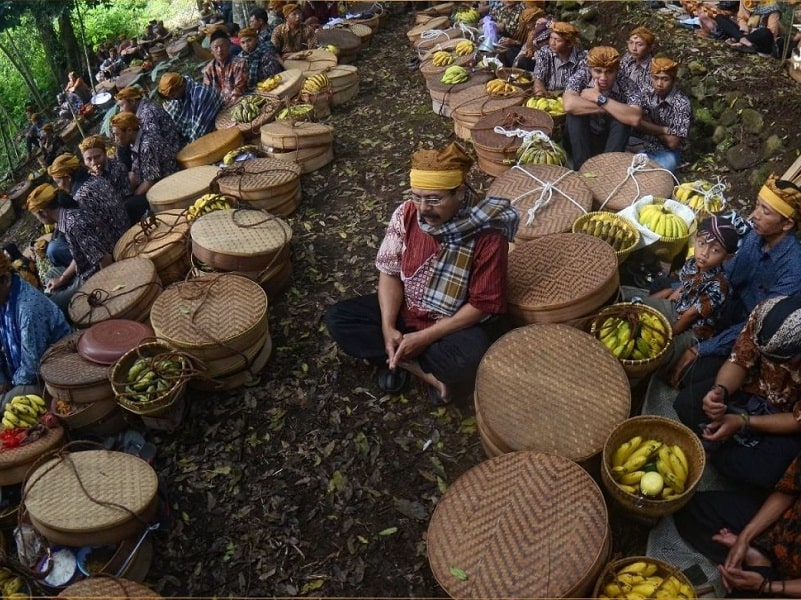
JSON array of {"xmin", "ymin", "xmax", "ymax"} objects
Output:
[
  {"xmin": 712, "ymin": 528, "xmax": 772, "ymax": 567},
  {"xmin": 398, "ymin": 360, "xmax": 451, "ymax": 404}
]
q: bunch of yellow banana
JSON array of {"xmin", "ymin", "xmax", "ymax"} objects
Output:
[
  {"xmin": 230, "ymin": 96, "xmax": 266, "ymax": 123},
  {"xmin": 440, "ymin": 65, "xmax": 469, "ymax": 85},
  {"xmin": 256, "ymin": 73, "xmax": 282, "ymax": 93},
  {"xmin": 597, "ymin": 310, "xmax": 668, "ymax": 361},
  {"xmin": 0, "ymin": 568, "xmax": 29, "ymax": 599},
  {"xmin": 431, "ymin": 51, "xmax": 454, "ymax": 67},
  {"xmin": 516, "ymin": 138, "xmax": 567, "ymax": 166},
  {"xmin": 187, "ymin": 193, "xmax": 233, "ymax": 222},
  {"xmin": 525, "ymin": 95, "xmax": 565, "ymax": 117},
  {"xmin": 673, "ymin": 180, "xmax": 725, "ymax": 214},
  {"xmin": 453, "ymin": 7, "xmax": 480, "ymax": 25},
  {"xmin": 654, "ymin": 443, "xmax": 690, "ymax": 498},
  {"xmin": 454, "ymin": 40, "xmax": 475, "ymax": 56},
  {"xmin": 610, "ymin": 436, "xmax": 690, "ymax": 500},
  {"xmin": 222, "ymin": 144, "xmax": 262, "ymax": 165},
  {"xmin": 2, "ymin": 395, "xmax": 46, "ymax": 430},
  {"xmin": 575, "ymin": 214, "xmax": 637, "ymax": 252},
  {"xmin": 638, "ymin": 204, "xmax": 690, "ymax": 239},
  {"xmin": 599, "ymin": 560, "xmax": 695, "ymax": 599},
  {"xmin": 486, "ymin": 78, "xmax": 519, "ymax": 96},
  {"xmin": 302, "ymin": 73, "xmax": 331, "ymax": 94},
  {"xmin": 276, "ymin": 104, "xmax": 314, "ymax": 121}
]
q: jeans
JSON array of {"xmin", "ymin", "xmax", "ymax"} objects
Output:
[{"xmin": 646, "ymin": 148, "xmax": 682, "ymax": 172}]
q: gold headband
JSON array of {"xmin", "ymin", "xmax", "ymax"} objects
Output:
[
  {"xmin": 759, "ymin": 185, "xmax": 795, "ymax": 219},
  {"xmin": 47, "ymin": 153, "xmax": 80, "ymax": 178},
  {"xmin": 409, "ymin": 169, "xmax": 464, "ymax": 191},
  {"xmin": 26, "ymin": 183, "xmax": 58, "ymax": 212},
  {"xmin": 79, "ymin": 135, "xmax": 107, "ymax": 153}
]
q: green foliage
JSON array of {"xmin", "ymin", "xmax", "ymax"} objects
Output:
[{"xmin": 78, "ymin": 0, "xmax": 191, "ymax": 50}]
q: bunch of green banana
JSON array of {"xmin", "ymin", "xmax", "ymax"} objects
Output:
[
  {"xmin": 516, "ymin": 137, "xmax": 567, "ymax": 166},
  {"xmin": 222, "ymin": 144, "xmax": 263, "ymax": 166},
  {"xmin": 597, "ymin": 309, "xmax": 668, "ymax": 361},
  {"xmin": 638, "ymin": 203, "xmax": 690, "ymax": 239},
  {"xmin": 440, "ymin": 65, "xmax": 469, "ymax": 85},
  {"xmin": 575, "ymin": 213, "xmax": 637, "ymax": 252},
  {"xmin": 600, "ymin": 560, "xmax": 695, "ymax": 599},
  {"xmin": 231, "ymin": 96, "xmax": 267, "ymax": 123},
  {"xmin": 187, "ymin": 193, "xmax": 233, "ymax": 222},
  {"xmin": 256, "ymin": 73, "xmax": 282, "ymax": 93},
  {"xmin": 454, "ymin": 40, "xmax": 475, "ymax": 56},
  {"xmin": 0, "ymin": 568, "xmax": 30, "ymax": 599},
  {"xmin": 2, "ymin": 395, "xmax": 46, "ymax": 430},
  {"xmin": 276, "ymin": 104, "xmax": 313, "ymax": 121},
  {"xmin": 302, "ymin": 73, "xmax": 331, "ymax": 94},
  {"xmin": 123, "ymin": 355, "xmax": 187, "ymax": 402},
  {"xmin": 431, "ymin": 50, "xmax": 454, "ymax": 67}
]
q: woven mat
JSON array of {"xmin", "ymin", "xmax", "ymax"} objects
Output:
[
  {"xmin": 146, "ymin": 165, "xmax": 220, "ymax": 206},
  {"xmin": 283, "ymin": 49, "xmax": 338, "ymax": 75},
  {"xmin": 508, "ymin": 233, "xmax": 618, "ymax": 310},
  {"xmin": 476, "ymin": 324, "xmax": 630, "ymax": 460},
  {"xmin": 24, "ymin": 450, "xmax": 158, "ymax": 533},
  {"xmin": 214, "ymin": 94, "xmax": 281, "ymax": 136},
  {"xmin": 58, "ymin": 576, "xmax": 163, "ymax": 598},
  {"xmin": 488, "ymin": 165, "xmax": 593, "ymax": 241},
  {"xmin": 317, "ymin": 28, "xmax": 361, "ymax": 51},
  {"xmin": 217, "ymin": 158, "xmax": 301, "ymax": 198},
  {"xmin": 578, "ymin": 152, "xmax": 676, "ymax": 211},
  {"xmin": 0, "ymin": 425, "xmax": 64, "ymax": 469},
  {"xmin": 191, "ymin": 208, "xmax": 292, "ymax": 258},
  {"xmin": 472, "ymin": 107, "xmax": 554, "ymax": 149},
  {"xmin": 40, "ymin": 332, "xmax": 110, "ymax": 387},
  {"xmin": 449, "ymin": 84, "xmax": 526, "ymax": 118},
  {"xmin": 177, "ymin": 128, "xmax": 243, "ymax": 167},
  {"xmin": 257, "ymin": 68, "xmax": 304, "ymax": 101},
  {"xmin": 428, "ymin": 451, "xmax": 608, "ymax": 598}
]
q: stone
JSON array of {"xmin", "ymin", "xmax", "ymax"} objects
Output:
[
  {"xmin": 577, "ymin": 23, "xmax": 597, "ymax": 44},
  {"xmin": 718, "ymin": 108, "xmax": 738, "ymax": 127},
  {"xmin": 726, "ymin": 143, "xmax": 760, "ymax": 171},
  {"xmin": 740, "ymin": 108, "xmax": 764, "ymax": 134},
  {"xmin": 687, "ymin": 60, "xmax": 707, "ymax": 76},
  {"xmin": 712, "ymin": 126, "xmax": 728, "ymax": 144},
  {"xmin": 763, "ymin": 134, "xmax": 783, "ymax": 159}
]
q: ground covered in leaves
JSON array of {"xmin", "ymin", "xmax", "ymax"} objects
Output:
[{"xmin": 4, "ymin": 2, "xmax": 801, "ymax": 597}]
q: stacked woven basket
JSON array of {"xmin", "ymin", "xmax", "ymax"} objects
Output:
[
  {"xmin": 146, "ymin": 165, "xmax": 220, "ymax": 213},
  {"xmin": 260, "ymin": 121, "xmax": 335, "ymax": 174},
  {"xmin": 216, "ymin": 158, "xmax": 302, "ymax": 217}
]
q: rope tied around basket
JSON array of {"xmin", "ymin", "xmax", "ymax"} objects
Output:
[
  {"xmin": 211, "ymin": 160, "xmax": 299, "ymax": 203},
  {"xmin": 510, "ymin": 164, "xmax": 585, "ymax": 226},
  {"xmin": 598, "ymin": 153, "xmax": 679, "ymax": 211},
  {"xmin": 117, "ymin": 211, "xmax": 188, "ymax": 259},
  {"xmin": 679, "ymin": 176, "xmax": 728, "ymax": 214},
  {"xmin": 67, "ymin": 280, "xmax": 163, "ymax": 327}
]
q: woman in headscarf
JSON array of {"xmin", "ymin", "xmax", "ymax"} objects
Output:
[
  {"xmin": 0, "ymin": 252, "xmax": 71, "ymax": 409},
  {"xmin": 531, "ymin": 21, "xmax": 586, "ymax": 96},
  {"xmin": 270, "ymin": 3, "xmax": 318, "ymax": 56}
]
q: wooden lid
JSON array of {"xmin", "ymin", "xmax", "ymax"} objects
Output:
[
  {"xmin": 214, "ymin": 94, "xmax": 281, "ymax": 136},
  {"xmin": 176, "ymin": 129, "xmax": 243, "ymax": 169},
  {"xmin": 282, "ymin": 49, "xmax": 338, "ymax": 75},
  {"xmin": 257, "ymin": 69, "xmax": 304, "ymax": 101},
  {"xmin": 578, "ymin": 152, "xmax": 676, "ymax": 211},
  {"xmin": 508, "ymin": 233, "xmax": 618, "ymax": 315},
  {"xmin": 449, "ymin": 84, "xmax": 526, "ymax": 118},
  {"xmin": 260, "ymin": 121, "xmax": 334, "ymax": 150},
  {"xmin": 471, "ymin": 107, "xmax": 554, "ymax": 150},
  {"xmin": 113, "ymin": 210, "xmax": 190, "ymax": 268},
  {"xmin": 24, "ymin": 450, "xmax": 158, "ymax": 535},
  {"xmin": 428, "ymin": 451, "xmax": 609, "ymax": 598},
  {"xmin": 476, "ymin": 324, "xmax": 630, "ymax": 460},
  {"xmin": 76, "ymin": 320, "xmax": 155, "ymax": 365},
  {"xmin": 146, "ymin": 165, "xmax": 219, "ymax": 207},
  {"xmin": 58, "ymin": 576, "xmax": 163, "ymax": 598},
  {"xmin": 40, "ymin": 332, "xmax": 111, "ymax": 388},
  {"xmin": 216, "ymin": 158, "xmax": 301, "ymax": 200},
  {"xmin": 488, "ymin": 165, "xmax": 593, "ymax": 242}
]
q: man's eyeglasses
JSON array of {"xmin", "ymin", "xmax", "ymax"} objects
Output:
[{"xmin": 408, "ymin": 192, "xmax": 451, "ymax": 206}]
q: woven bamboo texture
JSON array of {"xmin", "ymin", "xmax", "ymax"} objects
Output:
[
  {"xmin": 52, "ymin": 396, "xmax": 118, "ymax": 431},
  {"xmin": 113, "ymin": 211, "xmax": 191, "ymax": 286},
  {"xmin": 475, "ymin": 324, "xmax": 630, "ymax": 461},
  {"xmin": 414, "ymin": 27, "xmax": 464, "ymax": 53},
  {"xmin": 214, "ymin": 94, "xmax": 281, "ymax": 140},
  {"xmin": 572, "ymin": 212, "xmax": 641, "ymax": 265},
  {"xmin": 601, "ymin": 416, "xmax": 706, "ymax": 520},
  {"xmin": 344, "ymin": 13, "xmax": 379, "ymax": 32},
  {"xmin": 256, "ymin": 68, "xmax": 304, "ymax": 101},
  {"xmin": 419, "ymin": 52, "xmax": 474, "ymax": 79},
  {"xmin": 282, "ymin": 49, "xmax": 338, "ymax": 76},
  {"xmin": 578, "ymin": 152, "xmax": 675, "ymax": 211},
  {"xmin": 426, "ymin": 71, "xmax": 493, "ymax": 97},
  {"xmin": 317, "ymin": 28, "xmax": 362, "ymax": 56},
  {"xmin": 189, "ymin": 333, "xmax": 273, "ymax": 391},
  {"xmin": 593, "ymin": 556, "xmax": 697, "ymax": 599},
  {"xmin": 40, "ymin": 333, "xmax": 114, "ymax": 403},
  {"xmin": 58, "ymin": 575, "xmax": 163, "ymax": 598},
  {"xmin": 325, "ymin": 65, "xmax": 359, "ymax": 92},
  {"xmin": 342, "ymin": 22, "xmax": 373, "ymax": 45},
  {"xmin": 216, "ymin": 158, "xmax": 301, "ymax": 215},
  {"xmin": 0, "ymin": 425, "xmax": 65, "ymax": 487},
  {"xmin": 260, "ymin": 121, "xmax": 334, "ymax": 150},
  {"xmin": 146, "ymin": 165, "xmax": 220, "ymax": 212},
  {"xmin": 507, "ymin": 233, "xmax": 619, "ymax": 323},
  {"xmin": 472, "ymin": 108, "xmax": 554, "ymax": 177},
  {"xmin": 407, "ymin": 16, "xmax": 450, "ymax": 43},
  {"xmin": 199, "ymin": 328, "xmax": 269, "ymax": 379},
  {"xmin": 265, "ymin": 145, "xmax": 334, "ymax": 174},
  {"xmin": 428, "ymin": 451, "xmax": 610, "ymax": 599},
  {"xmin": 177, "ymin": 128, "xmax": 243, "ymax": 169},
  {"xmin": 166, "ymin": 38, "xmax": 189, "ymax": 58},
  {"xmin": 449, "ymin": 85, "xmax": 526, "ymax": 140}
]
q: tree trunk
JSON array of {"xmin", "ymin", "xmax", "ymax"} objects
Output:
[
  {"xmin": 32, "ymin": 7, "xmax": 65, "ymax": 89},
  {"xmin": 58, "ymin": 8, "xmax": 82, "ymax": 79},
  {"xmin": 0, "ymin": 120, "xmax": 14, "ymax": 175},
  {"xmin": 0, "ymin": 35, "xmax": 48, "ymax": 113}
]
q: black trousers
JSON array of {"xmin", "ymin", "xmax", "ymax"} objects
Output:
[
  {"xmin": 715, "ymin": 15, "xmax": 775, "ymax": 54},
  {"xmin": 325, "ymin": 293, "xmax": 505, "ymax": 389},
  {"xmin": 565, "ymin": 114, "xmax": 631, "ymax": 170},
  {"xmin": 124, "ymin": 194, "xmax": 150, "ymax": 225}
]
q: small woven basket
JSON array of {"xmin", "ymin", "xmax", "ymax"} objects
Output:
[
  {"xmin": 590, "ymin": 302, "xmax": 673, "ymax": 379},
  {"xmin": 601, "ymin": 416, "xmax": 705, "ymax": 521},
  {"xmin": 572, "ymin": 212, "xmax": 641, "ymax": 265},
  {"xmin": 495, "ymin": 67, "xmax": 533, "ymax": 90},
  {"xmin": 593, "ymin": 556, "xmax": 697, "ymax": 599},
  {"xmin": 638, "ymin": 197, "xmax": 696, "ymax": 262}
]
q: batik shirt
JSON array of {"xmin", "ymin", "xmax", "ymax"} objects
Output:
[
  {"xmin": 202, "ymin": 55, "xmax": 249, "ymax": 105},
  {"xmin": 131, "ymin": 128, "xmax": 178, "ymax": 186},
  {"xmin": 762, "ymin": 455, "xmax": 801, "ymax": 578},
  {"xmin": 136, "ymin": 97, "xmax": 182, "ymax": 156},
  {"xmin": 533, "ymin": 46, "xmax": 587, "ymax": 91},
  {"xmin": 674, "ymin": 257, "xmax": 730, "ymax": 339},
  {"xmin": 100, "ymin": 157, "xmax": 132, "ymax": 201},
  {"xmin": 72, "ymin": 175, "xmax": 129, "ymax": 244},
  {"xmin": 163, "ymin": 77, "xmax": 224, "ymax": 143},
  {"xmin": 565, "ymin": 67, "xmax": 643, "ymax": 131},
  {"xmin": 490, "ymin": 3, "xmax": 524, "ymax": 37},
  {"xmin": 618, "ymin": 53, "xmax": 653, "ymax": 92},
  {"xmin": 57, "ymin": 207, "xmax": 115, "ymax": 281},
  {"xmin": 270, "ymin": 23, "xmax": 318, "ymax": 54},
  {"xmin": 239, "ymin": 46, "xmax": 283, "ymax": 88},
  {"xmin": 641, "ymin": 85, "xmax": 692, "ymax": 153}
]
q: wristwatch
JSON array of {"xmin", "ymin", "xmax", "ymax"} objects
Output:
[{"xmin": 596, "ymin": 94, "xmax": 608, "ymax": 107}]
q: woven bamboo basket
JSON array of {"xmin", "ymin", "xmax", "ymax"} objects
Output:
[
  {"xmin": 449, "ymin": 84, "xmax": 526, "ymax": 141},
  {"xmin": 495, "ymin": 67, "xmax": 534, "ymax": 90},
  {"xmin": 7, "ymin": 179, "xmax": 31, "ymax": 209},
  {"xmin": 415, "ymin": 27, "xmax": 464, "ymax": 53},
  {"xmin": 58, "ymin": 572, "xmax": 161, "ymax": 596},
  {"xmin": 40, "ymin": 333, "xmax": 115, "ymax": 404},
  {"xmin": 298, "ymin": 90, "xmax": 332, "ymax": 120},
  {"xmin": 578, "ymin": 152, "xmax": 675, "ymax": 212},
  {"xmin": 97, "ymin": 78, "xmax": 117, "ymax": 94},
  {"xmin": 590, "ymin": 302, "xmax": 673, "ymax": 379},
  {"xmin": 214, "ymin": 94, "xmax": 281, "ymax": 142},
  {"xmin": 24, "ymin": 449, "xmax": 159, "ymax": 547},
  {"xmin": 426, "ymin": 71, "xmax": 492, "ymax": 118},
  {"xmin": 572, "ymin": 212, "xmax": 641, "ymax": 265},
  {"xmin": 344, "ymin": 13, "xmax": 379, "ymax": 33},
  {"xmin": 146, "ymin": 165, "xmax": 220, "ymax": 213},
  {"xmin": 191, "ymin": 252, "xmax": 293, "ymax": 298},
  {"xmin": 419, "ymin": 50, "xmax": 473, "ymax": 80},
  {"xmin": 149, "ymin": 274, "xmax": 269, "ymax": 362},
  {"xmin": 114, "ymin": 66, "xmax": 143, "ymax": 90},
  {"xmin": 593, "ymin": 556, "xmax": 697, "ymax": 599},
  {"xmin": 216, "ymin": 158, "xmax": 302, "ymax": 217},
  {"xmin": 148, "ymin": 44, "xmax": 167, "ymax": 63},
  {"xmin": 51, "ymin": 394, "xmax": 125, "ymax": 437},
  {"xmin": 471, "ymin": 107, "xmax": 554, "ymax": 177},
  {"xmin": 508, "ymin": 233, "xmax": 619, "ymax": 326},
  {"xmin": 166, "ymin": 37, "xmax": 189, "ymax": 58},
  {"xmin": 256, "ymin": 68, "xmax": 304, "ymax": 101},
  {"xmin": 189, "ymin": 333, "xmax": 273, "ymax": 391},
  {"xmin": 428, "ymin": 451, "xmax": 611, "ymax": 599},
  {"xmin": 59, "ymin": 120, "xmax": 82, "ymax": 145},
  {"xmin": 0, "ymin": 425, "xmax": 64, "ymax": 487},
  {"xmin": 475, "ymin": 324, "xmax": 630, "ymax": 462},
  {"xmin": 601, "ymin": 416, "xmax": 706, "ymax": 520},
  {"xmin": 317, "ymin": 28, "xmax": 362, "ymax": 63},
  {"xmin": 0, "ymin": 198, "xmax": 15, "ymax": 232},
  {"xmin": 260, "ymin": 121, "xmax": 334, "ymax": 150},
  {"xmin": 176, "ymin": 128, "xmax": 243, "ymax": 169},
  {"xmin": 407, "ymin": 16, "xmax": 450, "ymax": 43},
  {"xmin": 282, "ymin": 49, "xmax": 338, "ymax": 76},
  {"xmin": 265, "ymin": 145, "xmax": 334, "ymax": 174}
]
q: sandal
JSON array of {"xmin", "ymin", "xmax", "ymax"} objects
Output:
[
  {"xmin": 377, "ymin": 368, "xmax": 409, "ymax": 394},
  {"xmin": 427, "ymin": 386, "xmax": 451, "ymax": 407}
]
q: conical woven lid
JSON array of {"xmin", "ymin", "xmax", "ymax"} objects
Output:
[
  {"xmin": 40, "ymin": 332, "xmax": 111, "ymax": 387},
  {"xmin": 578, "ymin": 152, "xmax": 675, "ymax": 211},
  {"xmin": 508, "ymin": 233, "xmax": 618, "ymax": 310},
  {"xmin": 176, "ymin": 128, "xmax": 243, "ymax": 168},
  {"xmin": 428, "ymin": 451, "xmax": 609, "ymax": 598},
  {"xmin": 216, "ymin": 158, "xmax": 301, "ymax": 199},
  {"xmin": 24, "ymin": 450, "xmax": 158, "ymax": 534},
  {"xmin": 488, "ymin": 165, "xmax": 593, "ymax": 241},
  {"xmin": 476, "ymin": 324, "xmax": 631, "ymax": 460},
  {"xmin": 191, "ymin": 208, "xmax": 291, "ymax": 259},
  {"xmin": 146, "ymin": 165, "xmax": 220, "ymax": 207},
  {"xmin": 282, "ymin": 49, "xmax": 338, "ymax": 75},
  {"xmin": 58, "ymin": 576, "xmax": 163, "ymax": 598},
  {"xmin": 471, "ymin": 107, "xmax": 554, "ymax": 150}
]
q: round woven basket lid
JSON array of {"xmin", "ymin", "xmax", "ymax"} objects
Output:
[
  {"xmin": 427, "ymin": 450, "xmax": 609, "ymax": 598},
  {"xmin": 578, "ymin": 152, "xmax": 676, "ymax": 211},
  {"xmin": 214, "ymin": 94, "xmax": 281, "ymax": 135},
  {"xmin": 420, "ymin": 53, "xmax": 474, "ymax": 78},
  {"xmin": 115, "ymin": 66, "xmax": 144, "ymax": 90},
  {"xmin": 149, "ymin": 274, "xmax": 268, "ymax": 349},
  {"xmin": 167, "ymin": 38, "xmax": 188, "ymax": 55},
  {"xmin": 216, "ymin": 158, "xmax": 301, "ymax": 198},
  {"xmin": 176, "ymin": 128, "xmax": 243, "ymax": 168},
  {"xmin": 317, "ymin": 28, "xmax": 361, "ymax": 51},
  {"xmin": 191, "ymin": 208, "xmax": 292, "ymax": 258},
  {"xmin": 146, "ymin": 165, "xmax": 219, "ymax": 207},
  {"xmin": 471, "ymin": 107, "xmax": 554, "ymax": 150},
  {"xmin": 421, "ymin": 37, "xmax": 470, "ymax": 59},
  {"xmin": 487, "ymin": 165, "xmax": 593, "ymax": 241},
  {"xmin": 0, "ymin": 424, "xmax": 64, "ymax": 470},
  {"xmin": 24, "ymin": 450, "xmax": 159, "ymax": 534},
  {"xmin": 40, "ymin": 332, "xmax": 111, "ymax": 387},
  {"xmin": 449, "ymin": 84, "xmax": 526, "ymax": 118},
  {"xmin": 260, "ymin": 121, "xmax": 334, "ymax": 150},
  {"xmin": 114, "ymin": 210, "xmax": 190, "ymax": 266},
  {"xmin": 323, "ymin": 64, "xmax": 359, "ymax": 90},
  {"xmin": 341, "ymin": 22, "xmax": 372, "ymax": 40},
  {"xmin": 476, "ymin": 324, "xmax": 631, "ymax": 460},
  {"xmin": 426, "ymin": 71, "xmax": 493, "ymax": 95},
  {"xmin": 415, "ymin": 27, "xmax": 463, "ymax": 51},
  {"xmin": 8, "ymin": 179, "xmax": 31, "ymax": 202},
  {"xmin": 282, "ymin": 49, "xmax": 338, "ymax": 74},
  {"xmin": 76, "ymin": 320, "xmax": 155, "ymax": 365},
  {"xmin": 58, "ymin": 576, "xmax": 163, "ymax": 598},
  {"xmin": 258, "ymin": 68, "xmax": 304, "ymax": 100},
  {"xmin": 508, "ymin": 233, "xmax": 618, "ymax": 310},
  {"xmin": 408, "ymin": 15, "xmax": 450, "ymax": 37},
  {"xmin": 68, "ymin": 257, "xmax": 160, "ymax": 327}
]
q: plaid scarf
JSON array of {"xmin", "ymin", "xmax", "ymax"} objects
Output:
[
  {"xmin": 240, "ymin": 46, "xmax": 266, "ymax": 89},
  {"xmin": 419, "ymin": 193, "xmax": 519, "ymax": 317}
]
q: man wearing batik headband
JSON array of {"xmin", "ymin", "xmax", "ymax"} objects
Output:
[
  {"xmin": 238, "ymin": 27, "xmax": 283, "ymax": 89},
  {"xmin": 634, "ymin": 57, "xmax": 691, "ymax": 172},
  {"xmin": 619, "ymin": 26, "xmax": 656, "ymax": 92},
  {"xmin": 532, "ymin": 21, "xmax": 586, "ymax": 97},
  {"xmin": 563, "ymin": 46, "xmax": 643, "ymax": 170},
  {"xmin": 326, "ymin": 143, "xmax": 519, "ymax": 406}
]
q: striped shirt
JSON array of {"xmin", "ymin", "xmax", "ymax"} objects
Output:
[
  {"xmin": 163, "ymin": 77, "xmax": 224, "ymax": 143},
  {"xmin": 533, "ymin": 46, "xmax": 587, "ymax": 91}
]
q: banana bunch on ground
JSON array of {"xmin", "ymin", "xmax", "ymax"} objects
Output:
[
  {"xmin": 673, "ymin": 180, "xmax": 725, "ymax": 214},
  {"xmin": 610, "ymin": 436, "xmax": 690, "ymax": 500},
  {"xmin": 276, "ymin": 104, "xmax": 313, "ymax": 121},
  {"xmin": 599, "ymin": 560, "xmax": 695, "ymax": 599},
  {"xmin": 302, "ymin": 73, "xmax": 331, "ymax": 94},
  {"xmin": 256, "ymin": 73, "xmax": 282, "ymax": 93},
  {"xmin": 431, "ymin": 50, "xmax": 454, "ymax": 67},
  {"xmin": 638, "ymin": 203, "xmax": 690, "ymax": 239},
  {"xmin": 575, "ymin": 214, "xmax": 637, "ymax": 252},
  {"xmin": 597, "ymin": 309, "xmax": 668, "ymax": 361},
  {"xmin": 187, "ymin": 193, "xmax": 233, "ymax": 222},
  {"xmin": 231, "ymin": 96, "xmax": 266, "ymax": 123},
  {"xmin": 0, "ymin": 568, "xmax": 29, "ymax": 600},
  {"xmin": 2, "ymin": 395, "xmax": 46, "ymax": 430},
  {"xmin": 525, "ymin": 95, "xmax": 565, "ymax": 117},
  {"xmin": 440, "ymin": 65, "xmax": 469, "ymax": 85},
  {"xmin": 123, "ymin": 355, "xmax": 187, "ymax": 402},
  {"xmin": 453, "ymin": 7, "xmax": 480, "ymax": 26},
  {"xmin": 516, "ymin": 134, "xmax": 567, "ymax": 166},
  {"xmin": 486, "ymin": 78, "xmax": 519, "ymax": 96},
  {"xmin": 222, "ymin": 144, "xmax": 263, "ymax": 166},
  {"xmin": 454, "ymin": 39, "xmax": 475, "ymax": 56}
]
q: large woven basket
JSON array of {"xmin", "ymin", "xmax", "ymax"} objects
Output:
[
  {"xmin": 216, "ymin": 158, "xmax": 302, "ymax": 217},
  {"xmin": 471, "ymin": 107, "xmax": 554, "ymax": 177},
  {"xmin": 51, "ymin": 394, "xmax": 123, "ymax": 436},
  {"xmin": 572, "ymin": 211, "xmax": 641, "ymax": 265},
  {"xmin": 414, "ymin": 27, "xmax": 464, "ymax": 53},
  {"xmin": 578, "ymin": 152, "xmax": 676, "ymax": 211},
  {"xmin": 188, "ymin": 333, "xmax": 273, "ymax": 391},
  {"xmin": 282, "ymin": 49, "xmax": 338, "ymax": 76},
  {"xmin": 260, "ymin": 121, "xmax": 334, "ymax": 150},
  {"xmin": 475, "ymin": 324, "xmax": 630, "ymax": 462},
  {"xmin": 256, "ymin": 68, "xmax": 304, "ymax": 101},
  {"xmin": 146, "ymin": 164, "xmax": 219, "ymax": 213},
  {"xmin": 0, "ymin": 425, "xmax": 65, "ymax": 487},
  {"xmin": 419, "ymin": 47, "xmax": 474, "ymax": 79},
  {"xmin": 449, "ymin": 84, "xmax": 526, "ymax": 140},
  {"xmin": 324, "ymin": 64, "xmax": 360, "ymax": 106},
  {"xmin": 40, "ymin": 333, "xmax": 115, "ymax": 404},
  {"xmin": 428, "ymin": 451, "xmax": 610, "ymax": 599},
  {"xmin": 317, "ymin": 28, "xmax": 362, "ymax": 63},
  {"xmin": 593, "ymin": 556, "xmax": 697, "ymax": 599},
  {"xmin": 58, "ymin": 574, "xmax": 162, "ymax": 597},
  {"xmin": 426, "ymin": 70, "xmax": 492, "ymax": 117},
  {"xmin": 166, "ymin": 37, "xmax": 189, "ymax": 58},
  {"xmin": 407, "ymin": 16, "xmax": 450, "ymax": 44},
  {"xmin": 214, "ymin": 94, "xmax": 281, "ymax": 141},
  {"xmin": 176, "ymin": 128, "xmax": 243, "ymax": 169},
  {"xmin": 507, "ymin": 233, "xmax": 619, "ymax": 326},
  {"xmin": 601, "ymin": 416, "xmax": 705, "ymax": 521}
]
